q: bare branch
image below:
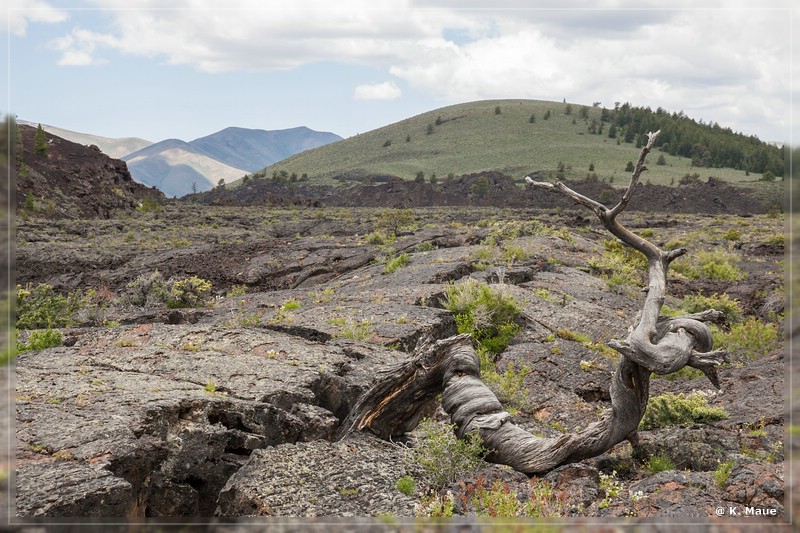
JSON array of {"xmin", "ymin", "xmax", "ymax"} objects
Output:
[{"xmin": 608, "ymin": 130, "xmax": 661, "ymax": 218}]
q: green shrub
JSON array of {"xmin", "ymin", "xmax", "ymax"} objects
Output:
[
  {"xmin": 672, "ymin": 248, "xmax": 745, "ymax": 281},
  {"xmin": 365, "ymin": 231, "xmax": 394, "ymax": 245},
  {"xmin": 395, "ymin": 476, "xmax": 415, "ymax": 496},
  {"xmin": 415, "ymin": 492, "xmax": 455, "ymax": 517},
  {"xmin": 483, "ymin": 362, "xmax": 532, "ymax": 413},
  {"xmin": 281, "ymin": 298, "xmax": 301, "ymax": 311},
  {"xmin": 122, "ymin": 272, "xmax": 212, "ymax": 308},
  {"xmin": 764, "ymin": 233, "xmax": 785, "ymax": 246},
  {"xmin": 408, "ymin": 418, "xmax": 486, "ymax": 489},
  {"xmin": 18, "ymin": 328, "xmax": 63, "ymax": 353},
  {"xmin": 16, "ymin": 283, "xmax": 85, "ymax": 329},
  {"xmin": 383, "ymin": 253, "xmax": 410, "ymax": 274},
  {"xmin": 469, "ymin": 479, "xmax": 524, "ymax": 517},
  {"xmin": 166, "ymin": 276, "xmax": 212, "ymax": 308},
  {"xmin": 121, "ymin": 271, "xmax": 170, "ymax": 307},
  {"xmin": 714, "ymin": 459, "xmax": 736, "ymax": 488},
  {"xmin": 598, "ymin": 470, "xmax": 622, "ymax": 510},
  {"xmin": 374, "ymin": 208, "xmax": 414, "ymax": 236},
  {"xmin": 646, "ymin": 454, "xmax": 675, "ymax": 473},
  {"xmin": 332, "ymin": 317, "xmax": 374, "ymax": 341},
  {"xmin": 714, "ymin": 317, "xmax": 781, "ymax": 363},
  {"xmin": 587, "ymin": 239, "xmax": 646, "ymax": 289},
  {"xmin": 639, "ymin": 392, "xmax": 728, "ymax": 430},
  {"xmin": 680, "ymin": 293, "xmax": 742, "ymax": 324},
  {"xmin": 722, "ymin": 228, "xmax": 742, "ymax": 241},
  {"xmin": 444, "ymin": 279, "xmax": 521, "ymax": 358},
  {"xmin": 226, "ymin": 284, "xmax": 248, "ymax": 298},
  {"xmin": 696, "ymin": 249, "xmax": 745, "ymax": 281}
]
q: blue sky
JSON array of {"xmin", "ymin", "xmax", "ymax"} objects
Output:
[{"xmin": 3, "ymin": 1, "xmax": 797, "ymax": 145}]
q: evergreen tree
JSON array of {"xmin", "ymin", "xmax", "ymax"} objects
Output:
[{"xmin": 34, "ymin": 124, "xmax": 47, "ymax": 158}]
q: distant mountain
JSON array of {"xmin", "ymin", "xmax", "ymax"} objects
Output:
[
  {"xmin": 122, "ymin": 139, "xmax": 249, "ymax": 197},
  {"xmin": 189, "ymin": 126, "xmax": 342, "ymax": 172},
  {"xmin": 18, "ymin": 120, "xmax": 153, "ymax": 159},
  {"xmin": 123, "ymin": 126, "xmax": 342, "ymax": 197},
  {"xmin": 19, "ymin": 121, "xmax": 343, "ymax": 198}
]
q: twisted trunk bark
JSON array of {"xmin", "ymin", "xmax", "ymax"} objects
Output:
[{"xmin": 339, "ymin": 131, "xmax": 728, "ymax": 475}]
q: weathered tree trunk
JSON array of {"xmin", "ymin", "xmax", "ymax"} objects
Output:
[{"xmin": 340, "ymin": 131, "xmax": 728, "ymax": 475}]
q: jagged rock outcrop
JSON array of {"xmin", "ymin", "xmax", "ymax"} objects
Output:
[{"xmin": 16, "ymin": 125, "xmax": 165, "ymax": 219}]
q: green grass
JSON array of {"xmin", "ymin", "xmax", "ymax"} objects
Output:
[
  {"xmin": 229, "ymin": 99, "xmax": 761, "ymax": 187},
  {"xmin": 639, "ymin": 392, "xmax": 728, "ymax": 430}
]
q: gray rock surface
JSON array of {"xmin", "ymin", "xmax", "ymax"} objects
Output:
[{"xmin": 12, "ymin": 205, "xmax": 787, "ymax": 524}]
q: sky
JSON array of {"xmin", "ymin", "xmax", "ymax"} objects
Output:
[{"xmin": 2, "ymin": 1, "xmax": 798, "ymax": 145}]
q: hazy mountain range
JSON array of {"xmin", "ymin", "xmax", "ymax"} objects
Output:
[{"xmin": 21, "ymin": 121, "xmax": 342, "ymax": 197}]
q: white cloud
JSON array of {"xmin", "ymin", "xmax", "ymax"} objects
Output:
[
  {"xmin": 3, "ymin": 0, "xmax": 68, "ymax": 36},
  {"xmin": 50, "ymin": 28, "xmax": 119, "ymax": 66},
  {"xmin": 39, "ymin": 2, "xmax": 796, "ymax": 141},
  {"xmin": 354, "ymin": 81, "xmax": 402, "ymax": 100}
]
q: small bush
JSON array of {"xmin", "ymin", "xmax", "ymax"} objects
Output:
[
  {"xmin": 444, "ymin": 279, "xmax": 521, "ymax": 357},
  {"xmin": 226, "ymin": 285, "xmax": 248, "ymax": 298},
  {"xmin": 714, "ymin": 459, "xmax": 736, "ymax": 488},
  {"xmin": 469, "ymin": 478, "xmax": 524, "ymax": 517},
  {"xmin": 415, "ymin": 492, "xmax": 455, "ymax": 517},
  {"xmin": 639, "ymin": 392, "xmax": 728, "ymax": 430},
  {"xmin": 714, "ymin": 317, "xmax": 781, "ymax": 363},
  {"xmin": 121, "ymin": 271, "xmax": 170, "ymax": 307},
  {"xmin": 696, "ymin": 249, "xmax": 744, "ymax": 281},
  {"xmin": 383, "ymin": 253, "xmax": 410, "ymax": 274},
  {"xmin": 408, "ymin": 418, "xmax": 486, "ymax": 489},
  {"xmin": 122, "ymin": 272, "xmax": 212, "ymax": 308},
  {"xmin": 483, "ymin": 362, "xmax": 532, "ymax": 412},
  {"xmin": 681, "ymin": 293, "xmax": 742, "ymax": 324},
  {"xmin": 395, "ymin": 476, "xmax": 415, "ymax": 496},
  {"xmin": 18, "ymin": 328, "xmax": 63, "ymax": 353},
  {"xmin": 166, "ymin": 276, "xmax": 212, "ymax": 308},
  {"xmin": 598, "ymin": 470, "xmax": 622, "ymax": 509},
  {"xmin": 671, "ymin": 248, "xmax": 745, "ymax": 281},
  {"xmin": 332, "ymin": 317, "xmax": 374, "ymax": 341},
  {"xmin": 365, "ymin": 231, "xmax": 394, "ymax": 245},
  {"xmin": 16, "ymin": 283, "xmax": 85, "ymax": 329},
  {"xmin": 646, "ymin": 454, "xmax": 675, "ymax": 473},
  {"xmin": 136, "ymin": 197, "xmax": 162, "ymax": 213},
  {"xmin": 281, "ymin": 298, "xmax": 301, "ymax": 311},
  {"xmin": 722, "ymin": 228, "xmax": 742, "ymax": 241},
  {"xmin": 587, "ymin": 239, "xmax": 646, "ymax": 289}
]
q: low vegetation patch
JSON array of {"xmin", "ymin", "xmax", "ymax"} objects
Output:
[
  {"xmin": 680, "ymin": 292, "xmax": 743, "ymax": 324},
  {"xmin": 646, "ymin": 454, "xmax": 676, "ymax": 473},
  {"xmin": 671, "ymin": 248, "xmax": 745, "ymax": 281},
  {"xmin": 382, "ymin": 252, "xmax": 410, "ymax": 274},
  {"xmin": 121, "ymin": 271, "xmax": 213, "ymax": 308},
  {"xmin": 16, "ymin": 283, "xmax": 85, "ymax": 329},
  {"xmin": 713, "ymin": 317, "xmax": 781, "ymax": 364},
  {"xmin": 408, "ymin": 418, "xmax": 486, "ymax": 489},
  {"xmin": 444, "ymin": 279, "xmax": 527, "ymax": 409},
  {"xmin": 639, "ymin": 392, "xmax": 728, "ymax": 430},
  {"xmin": 587, "ymin": 239, "xmax": 647, "ymax": 290},
  {"xmin": 17, "ymin": 328, "xmax": 63, "ymax": 353},
  {"xmin": 714, "ymin": 459, "xmax": 736, "ymax": 488}
]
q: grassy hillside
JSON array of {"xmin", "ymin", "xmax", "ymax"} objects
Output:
[{"xmin": 236, "ymin": 99, "xmax": 775, "ymax": 188}]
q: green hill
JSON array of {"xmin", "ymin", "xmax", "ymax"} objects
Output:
[{"xmin": 235, "ymin": 99, "xmax": 783, "ymax": 188}]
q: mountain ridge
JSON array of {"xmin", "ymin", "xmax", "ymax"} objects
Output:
[{"xmin": 20, "ymin": 121, "xmax": 343, "ymax": 197}]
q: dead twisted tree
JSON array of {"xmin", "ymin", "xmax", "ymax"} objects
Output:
[{"xmin": 339, "ymin": 131, "xmax": 728, "ymax": 475}]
